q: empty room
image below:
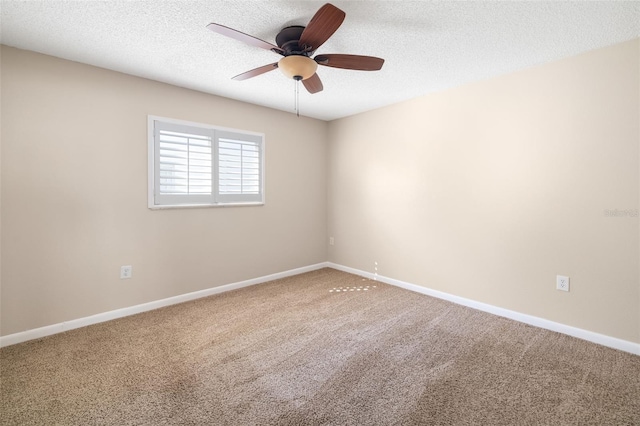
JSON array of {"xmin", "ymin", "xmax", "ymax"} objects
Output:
[{"xmin": 1, "ymin": 1, "xmax": 639, "ymax": 424}]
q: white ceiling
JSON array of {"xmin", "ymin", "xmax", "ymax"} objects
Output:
[{"xmin": 1, "ymin": 1, "xmax": 639, "ymax": 121}]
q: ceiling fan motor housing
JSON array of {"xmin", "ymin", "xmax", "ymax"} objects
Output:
[
  {"xmin": 275, "ymin": 26, "xmax": 310, "ymax": 55},
  {"xmin": 275, "ymin": 25, "xmax": 318, "ymax": 80}
]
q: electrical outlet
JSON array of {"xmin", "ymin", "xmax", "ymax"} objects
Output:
[
  {"xmin": 329, "ymin": 237, "xmax": 334, "ymax": 246},
  {"xmin": 556, "ymin": 275, "xmax": 569, "ymax": 292},
  {"xmin": 120, "ymin": 265, "xmax": 132, "ymax": 279}
]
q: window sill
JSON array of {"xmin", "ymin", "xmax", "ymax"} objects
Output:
[{"xmin": 149, "ymin": 202, "xmax": 265, "ymax": 210}]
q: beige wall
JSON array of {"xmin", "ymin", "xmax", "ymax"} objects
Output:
[
  {"xmin": 0, "ymin": 46, "xmax": 328, "ymax": 336},
  {"xmin": 328, "ymin": 39, "xmax": 640, "ymax": 343},
  {"xmin": 2, "ymin": 39, "xmax": 639, "ymax": 345}
]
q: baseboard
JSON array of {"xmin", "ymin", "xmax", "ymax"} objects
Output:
[
  {"xmin": 4, "ymin": 262, "xmax": 638, "ymax": 355},
  {"xmin": 327, "ymin": 262, "xmax": 640, "ymax": 356},
  {"xmin": 0, "ymin": 262, "xmax": 329, "ymax": 348}
]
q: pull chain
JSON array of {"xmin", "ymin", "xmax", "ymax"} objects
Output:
[{"xmin": 293, "ymin": 76, "xmax": 301, "ymax": 117}]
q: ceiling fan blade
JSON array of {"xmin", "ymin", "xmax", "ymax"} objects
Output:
[
  {"xmin": 207, "ymin": 23, "xmax": 283, "ymax": 54},
  {"xmin": 302, "ymin": 73, "xmax": 323, "ymax": 94},
  {"xmin": 315, "ymin": 54, "xmax": 385, "ymax": 71},
  {"xmin": 232, "ymin": 63, "xmax": 279, "ymax": 81},
  {"xmin": 298, "ymin": 3, "xmax": 346, "ymax": 52}
]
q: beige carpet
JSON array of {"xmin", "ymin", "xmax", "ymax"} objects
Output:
[{"xmin": 1, "ymin": 268, "xmax": 639, "ymax": 425}]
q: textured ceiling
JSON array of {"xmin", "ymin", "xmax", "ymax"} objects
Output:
[{"xmin": 1, "ymin": 1, "xmax": 639, "ymax": 121}]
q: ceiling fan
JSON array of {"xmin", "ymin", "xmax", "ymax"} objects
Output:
[{"xmin": 206, "ymin": 3, "xmax": 384, "ymax": 94}]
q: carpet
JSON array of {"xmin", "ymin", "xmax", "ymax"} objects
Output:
[{"xmin": 1, "ymin": 268, "xmax": 639, "ymax": 425}]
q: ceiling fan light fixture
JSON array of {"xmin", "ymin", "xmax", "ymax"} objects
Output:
[{"xmin": 278, "ymin": 55, "xmax": 318, "ymax": 80}]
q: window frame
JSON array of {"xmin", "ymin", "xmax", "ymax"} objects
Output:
[{"xmin": 148, "ymin": 115, "xmax": 265, "ymax": 209}]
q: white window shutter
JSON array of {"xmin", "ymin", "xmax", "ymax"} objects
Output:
[
  {"xmin": 149, "ymin": 117, "xmax": 264, "ymax": 208},
  {"xmin": 154, "ymin": 121, "xmax": 214, "ymax": 205},
  {"xmin": 216, "ymin": 130, "xmax": 263, "ymax": 203}
]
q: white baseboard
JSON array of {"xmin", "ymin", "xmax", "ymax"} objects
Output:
[
  {"xmin": 0, "ymin": 263, "xmax": 328, "ymax": 348},
  {"xmin": 3, "ymin": 262, "xmax": 638, "ymax": 356},
  {"xmin": 327, "ymin": 262, "xmax": 640, "ymax": 356}
]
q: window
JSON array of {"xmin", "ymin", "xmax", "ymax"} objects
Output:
[{"xmin": 148, "ymin": 116, "xmax": 264, "ymax": 208}]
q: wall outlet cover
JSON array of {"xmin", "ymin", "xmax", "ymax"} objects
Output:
[
  {"xmin": 556, "ymin": 275, "xmax": 569, "ymax": 292},
  {"xmin": 120, "ymin": 265, "xmax": 132, "ymax": 279}
]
